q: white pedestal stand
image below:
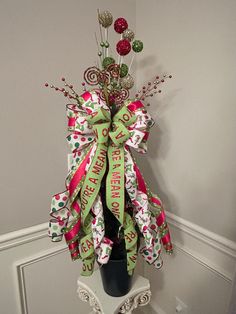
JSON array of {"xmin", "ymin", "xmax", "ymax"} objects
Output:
[{"xmin": 77, "ymin": 269, "xmax": 151, "ymax": 314}]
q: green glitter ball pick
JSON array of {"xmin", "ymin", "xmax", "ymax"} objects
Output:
[
  {"xmin": 120, "ymin": 63, "xmax": 129, "ymax": 78},
  {"xmin": 102, "ymin": 57, "xmax": 115, "ymax": 69},
  {"xmin": 132, "ymin": 40, "xmax": 143, "ymax": 53}
]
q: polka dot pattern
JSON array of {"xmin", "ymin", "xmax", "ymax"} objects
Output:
[
  {"xmin": 48, "ymin": 219, "xmax": 67, "ymax": 242},
  {"xmin": 50, "ymin": 191, "xmax": 69, "ymax": 220},
  {"xmin": 67, "ymin": 133, "xmax": 94, "ymax": 153},
  {"xmin": 141, "ymin": 240, "xmax": 160, "ymax": 265},
  {"xmin": 153, "ymin": 256, "xmax": 163, "ymax": 269}
]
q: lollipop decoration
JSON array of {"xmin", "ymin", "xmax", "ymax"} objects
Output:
[
  {"xmin": 120, "ymin": 63, "xmax": 129, "ymax": 78},
  {"xmin": 132, "ymin": 39, "xmax": 144, "ymax": 53},
  {"xmin": 113, "ymin": 17, "xmax": 131, "ymax": 65},
  {"xmin": 120, "ymin": 74, "xmax": 134, "ymax": 90},
  {"xmin": 127, "ymin": 39, "xmax": 144, "ymax": 75},
  {"xmin": 45, "ymin": 12, "xmax": 161, "ymax": 109},
  {"xmin": 45, "ymin": 11, "xmax": 172, "ymax": 146},
  {"xmin": 116, "ymin": 39, "xmax": 131, "ymax": 56},
  {"xmin": 45, "ymin": 9, "xmax": 173, "ymax": 281},
  {"xmin": 114, "ymin": 17, "xmax": 128, "ymax": 34},
  {"xmin": 102, "ymin": 56, "xmax": 115, "ymax": 69},
  {"xmin": 123, "ymin": 28, "xmax": 135, "ymax": 42}
]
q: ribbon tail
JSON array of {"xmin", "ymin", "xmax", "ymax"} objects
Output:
[
  {"xmin": 64, "ymin": 199, "xmax": 81, "ymax": 260},
  {"xmin": 124, "ymin": 212, "xmax": 138, "ymax": 275},
  {"xmin": 48, "ymin": 190, "xmax": 70, "ymax": 242},
  {"xmin": 80, "ymin": 143, "xmax": 107, "ymax": 225},
  {"xmin": 79, "ymin": 143, "xmax": 108, "ymax": 275},
  {"xmin": 124, "ymin": 147, "xmax": 173, "ymax": 270},
  {"xmin": 133, "ymin": 161, "xmax": 173, "ymax": 254},
  {"xmin": 106, "ymin": 145, "xmax": 125, "ymax": 225},
  {"xmin": 91, "ymin": 195, "xmax": 113, "ymax": 264}
]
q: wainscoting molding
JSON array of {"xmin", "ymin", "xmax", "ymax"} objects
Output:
[
  {"xmin": 0, "ymin": 223, "xmax": 68, "ymax": 314},
  {"xmin": 14, "ymin": 244, "xmax": 67, "ymax": 314},
  {"xmin": 165, "ymin": 211, "xmax": 236, "ymax": 282},
  {"xmin": 0, "ymin": 223, "xmax": 48, "ymax": 252},
  {"xmin": 1, "ymin": 213, "xmax": 235, "ymax": 314},
  {"xmin": 144, "ymin": 212, "xmax": 236, "ymax": 314}
]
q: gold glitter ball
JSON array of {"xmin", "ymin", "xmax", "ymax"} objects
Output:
[
  {"xmin": 98, "ymin": 10, "xmax": 113, "ymax": 28},
  {"xmin": 120, "ymin": 74, "xmax": 134, "ymax": 90},
  {"xmin": 123, "ymin": 29, "xmax": 135, "ymax": 42}
]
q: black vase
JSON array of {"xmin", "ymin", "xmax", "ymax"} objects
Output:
[
  {"xmin": 99, "ymin": 163, "xmax": 139, "ymax": 297},
  {"xmin": 100, "ymin": 257, "xmax": 133, "ymax": 297}
]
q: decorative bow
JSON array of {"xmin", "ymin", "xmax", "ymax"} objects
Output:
[{"xmin": 49, "ymin": 90, "xmax": 173, "ymax": 276}]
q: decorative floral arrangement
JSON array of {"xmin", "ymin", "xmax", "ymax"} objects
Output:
[{"xmin": 46, "ymin": 10, "xmax": 173, "ymax": 277}]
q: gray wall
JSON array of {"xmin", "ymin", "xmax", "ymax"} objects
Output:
[{"xmin": 136, "ymin": 0, "xmax": 236, "ymax": 242}]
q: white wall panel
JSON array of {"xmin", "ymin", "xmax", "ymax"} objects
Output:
[
  {"xmin": 146, "ymin": 250, "xmax": 232, "ymax": 314},
  {"xmin": 145, "ymin": 212, "xmax": 236, "ymax": 314},
  {"xmin": 22, "ymin": 252, "xmax": 90, "ymax": 314},
  {"xmin": 0, "ymin": 224, "xmax": 90, "ymax": 314}
]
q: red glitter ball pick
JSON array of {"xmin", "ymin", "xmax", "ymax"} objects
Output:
[
  {"xmin": 114, "ymin": 17, "xmax": 128, "ymax": 34},
  {"xmin": 116, "ymin": 39, "xmax": 131, "ymax": 56}
]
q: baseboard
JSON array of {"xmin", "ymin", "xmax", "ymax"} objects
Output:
[
  {"xmin": 152, "ymin": 302, "xmax": 167, "ymax": 314},
  {"xmin": 14, "ymin": 244, "xmax": 67, "ymax": 314},
  {"xmin": 166, "ymin": 211, "xmax": 236, "ymax": 257},
  {"xmin": 138, "ymin": 302, "xmax": 166, "ymax": 314}
]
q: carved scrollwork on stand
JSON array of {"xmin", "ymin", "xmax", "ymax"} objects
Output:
[
  {"xmin": 119, "ymin": 289, "xmax": 152, "ymax": 313},
  {"xmin": 77, "ymin": 284, "xmax": 151, "ymax": 314},
  {"xmin": 77, "ymin": 287, "xmax": 102, "ymax": 314}
]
